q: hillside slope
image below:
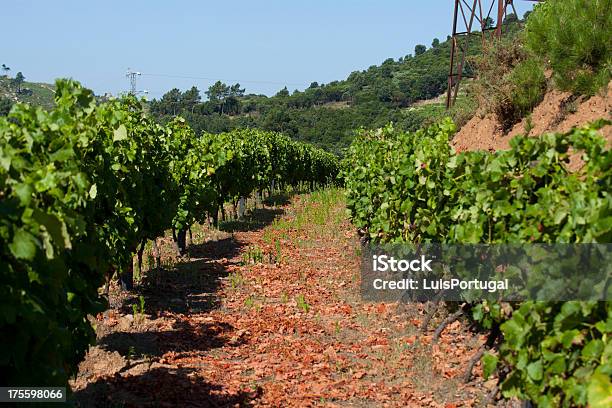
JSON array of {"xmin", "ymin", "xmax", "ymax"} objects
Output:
[
  {"xmin": 452, "ymin": 82, "xmax": 611, "ymax": 152},
  {"xmin": 2, "ymin": 20, "xmax": 526, "ymax": 153},
  {"xmin": 0, "ymin": 77, "xmax": 55, "ymax": 109},
  {"xmin": 150, "ymin": 20, "xmax": 525, "ymax": 153}
]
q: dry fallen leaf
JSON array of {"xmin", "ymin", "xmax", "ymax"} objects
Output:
[{"xmin": 72, "ymin": 196, "xmax": 489, "ymax": 407}]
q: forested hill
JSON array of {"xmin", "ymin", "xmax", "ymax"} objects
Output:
[
  {"xmin": 149, "ymin": 32, "xmax": 464, "ymax": 154},
  {"xmin": 1, "ymin": 16, "xmax": 525, "ymax": 154},
  {"xmin": 149, "ymin": 16, "xmax": 524, "ymax": 154}
]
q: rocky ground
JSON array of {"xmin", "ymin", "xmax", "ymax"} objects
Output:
[{"xmin": 70, "ymin": 189, "xmax": 500, "ymax": 407}]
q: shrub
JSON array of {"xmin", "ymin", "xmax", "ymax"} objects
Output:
[
  {"xmin": 525, "ymin": 0, "xmax": 612, "ymax": 95},
  {"xmin": 472, "ymin": 38, "xmax": 546, "ymax": 131},
  {"xmin": 509, "ymin": 59, "xmax": 546, "ymax": 112},
  {"xmin": 0, "ymin": 97, "xmax": 12, "ymax": 116},
  {"xmin": 495, "ymin": 58, "xmax": 546, "ymax": 131}
]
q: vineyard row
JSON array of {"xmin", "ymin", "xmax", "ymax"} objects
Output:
[
  {"xmin": 343, "ymin": 118, "xmax": 611, "ymax": 406},
  {"xmin": 0, "ymin": 80, "xmax": 340, "ymax": 386}
]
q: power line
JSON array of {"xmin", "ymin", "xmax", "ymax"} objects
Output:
[{"xmin": 140, "ymin": 72, "xmax": 310, "ymax": 88}]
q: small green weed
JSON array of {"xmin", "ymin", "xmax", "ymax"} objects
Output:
[
  {"xmin": 524, "ymin": 113, "xmax": 534, "ymax": 134},
  {"xmin": 244, "ymin": 295, "xmax": 255, "ymax": 309},
  {"xmin": 127, "ymin": 345, "xmax": 136, "ymax": 364},
  {"xmin": 241, "ymin": 246, "xmax": 265, "ymax": 265},
  {"xmin": 274, "ymin": 239, "xmax": 282, "ymax": 263},
  {"xmin": 295, "ymin": 294, "xmax": 310, "ymax": 313},
  {"xmin": 228, "ymin": 271, "xmax": 244, "ymax": 288},
  {"xmin": 132, "ymin": 295, "xmax": 146, "ymax": 323}
]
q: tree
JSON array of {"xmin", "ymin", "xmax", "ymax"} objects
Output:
[
  {"xmin": 503, "ymin": 13, "xmax": 518, "ymax": 25},
  {"xmin": 275, "ymin": 86, "xmax": 289, "ymax": 98},
  {"xmin": 12, "ymin": 72, "xmax": 25, "ymax": 93},
  {"xmin": 308, "ymin": 82, "xmax": 319, "ymax": 89},
  {"xmin": 1, "ymin": 64, "xmax": 10, "ymax": 78},
  {"xmin": 375, "ymin": 81, "xmax": 394, "ymax": 102},
  {"xmin": 525, "ymin": 0, "xmax": 612, "ymax": 95},
  {"xmin": 206, "ymin": 81, "xmax": 230, "ymax": 114},
  {"xmin": 483, "ymin": 17, "xmax": 495, "ymax": 29},
  {"xmin": 225, "ymin": 83, "xmax": 245, "ymax": 115},
  {"xmin": 414, "ymin": 44, "xmax": 427, "ymax": 56},
  {"xmin": 154, "ymin": 88, "xmax": 182, "ymax": 115},
  {"xmin": 206, "ymin": 81, "xmax": 229, "ymax": 102},
  {"xmin": 180, "ymin": 86, "xmax": 201, "ymax": 112},
  {"xmin": 380, "ymin": 63, "xmax": 393, "ymax": 79},
  {"xmin": 432, "ymin": 38, "xmax": 440, "ymax": 48},
  {"xmin": 229, "ymin": 83, "xmax": 245, "ymax": 98},
  {"xmin": 523, "ymin": 10, "xmax": 532, "ymax": 21}
]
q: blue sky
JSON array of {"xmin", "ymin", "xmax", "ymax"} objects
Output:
[{"xmin": 3, "ymin": 0, "xmax": 534, "ymax": 99}]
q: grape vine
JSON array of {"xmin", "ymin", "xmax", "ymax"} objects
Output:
[
  {"xmin": 0, "ymin": 80, "xmax": 339, "ymax": 387},
  {"xmin": 343, "ymin": 118, "xmax": 611, "ymax": 407}
]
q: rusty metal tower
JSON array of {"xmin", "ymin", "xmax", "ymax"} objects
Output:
[{"xmin": 446, "ymin": 0, "xmax": 538, "ymax": 109}]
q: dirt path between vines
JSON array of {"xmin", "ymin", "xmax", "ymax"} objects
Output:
[{"xmin": 71, "ymin": 190, "xmax": 493, "ymax": 407}]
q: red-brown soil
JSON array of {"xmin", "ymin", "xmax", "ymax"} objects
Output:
[
  {"xmin": 452, "ymin": 83, "xmax": 611, "ymax": 152},
  {"xmin": 70, "ymin": 192, "xmax": 496, "ymax": 407}
]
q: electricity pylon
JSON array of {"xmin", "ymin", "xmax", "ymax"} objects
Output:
[
  {"xmin": 446, "ymin": 0, "xmax": 540, "ymax": 109},
  {"xmin": 126, "ymin": 68, "xmax": 141, "ymax": 95}
]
